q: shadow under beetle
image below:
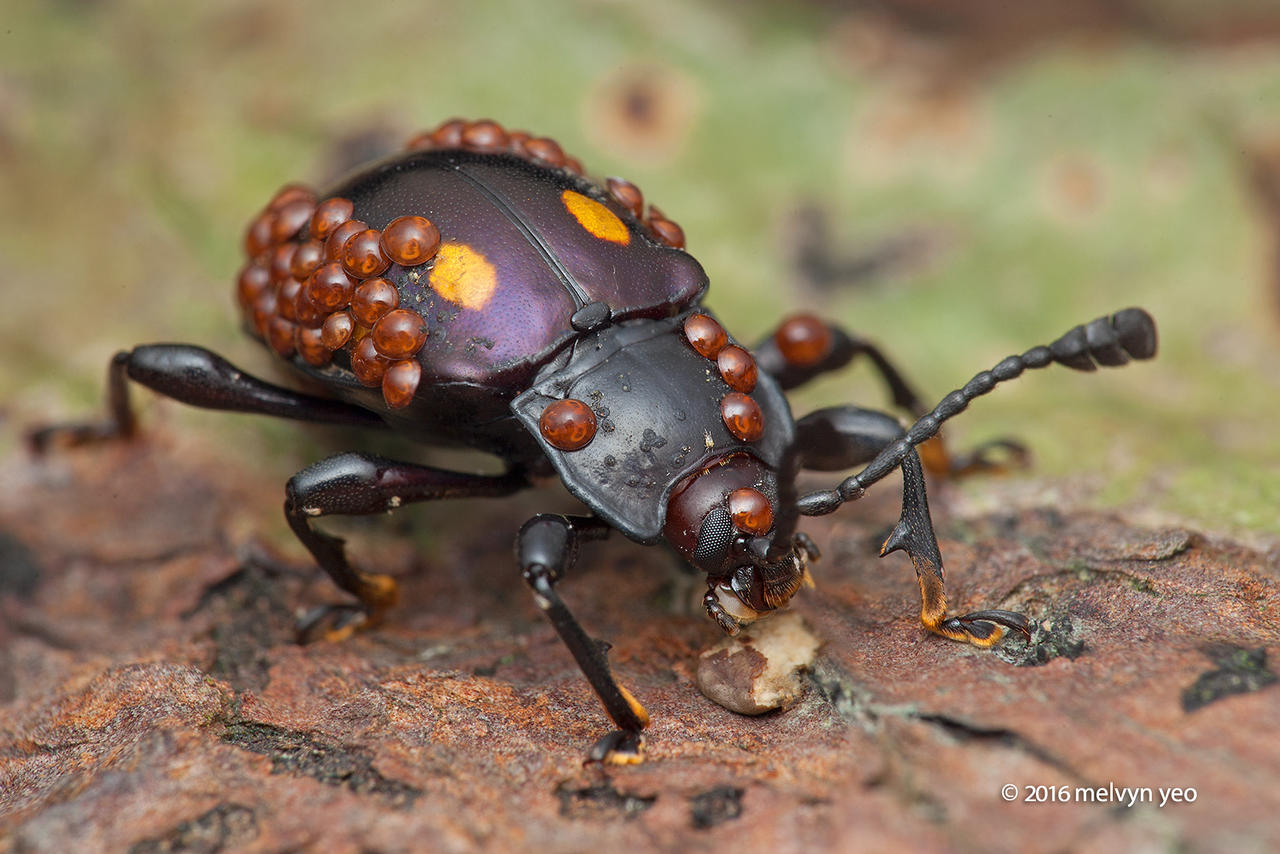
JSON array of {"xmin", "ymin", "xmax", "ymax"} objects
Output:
[{"xmin": 32, "ymin": 118, "xmax": 1158, "ymax": 763}]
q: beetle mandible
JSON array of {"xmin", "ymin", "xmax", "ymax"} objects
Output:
[{"xmin": 32, "ymin": 117, "xmax": 1158, "ymax": 763}]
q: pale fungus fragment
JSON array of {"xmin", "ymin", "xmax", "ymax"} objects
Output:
[{"xmin": 695, "ymin": 611, "xmax": 820, "ymax": 715}]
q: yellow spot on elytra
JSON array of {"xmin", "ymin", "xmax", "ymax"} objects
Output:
[
  {"xmin": 428, "ymin": 242, "xmax": 498, "ymax": 310},
  {"xmin": 562, "ymin": 190, "xmax": 630, "ymax": 245}
]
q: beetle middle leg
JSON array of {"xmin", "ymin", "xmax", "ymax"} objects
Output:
[
  {"xmin": 285, "ymin": 452, "xmax": 527, "ymax": 642},
  {"xmin": 517, "ymin": 514, "xmax": 651, "ymax": 764},
  {"xmin": 794, "ymin": 405, "xmax": 1030, "ymax": 647},
  {"xmin": 755, "ymin": 316, "xmax": 1028, "ymax": 478}
]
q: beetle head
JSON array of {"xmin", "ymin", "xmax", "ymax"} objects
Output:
[{"xmin": 662, "ymin": 452, "xmax": 814, "ymax": 634}]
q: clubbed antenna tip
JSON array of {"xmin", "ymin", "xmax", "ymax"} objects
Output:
[
  {"xmin": 1049, "ymin": 307, "xmax": 1157, "ymax": 371},
  {"xmin": 796, "ymin": 307, "xmax": 1158, "ymax": 517}
]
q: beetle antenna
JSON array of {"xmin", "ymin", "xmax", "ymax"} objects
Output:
[{"xmin": 794, "ymin": 308, "xmax": 1157, "ymax": 517}]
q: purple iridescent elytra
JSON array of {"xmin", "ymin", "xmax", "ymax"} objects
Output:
[
  {"xmin": 331, "ymin": 150, "xmax": 707, "ymax": 382},
  {"xmin": 292, "ymin": 149, "xmax": 707, "ymax": 457}
]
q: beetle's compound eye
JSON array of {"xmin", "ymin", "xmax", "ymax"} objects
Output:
[
  {"xmin": 539, "ymin": 399, "xmax": 597, "ymax": 451},
  {"xmin": 693, "ymin": 506, "xmax": 735, "ymax": 566},
  {"xmin": 663, "ymin": 452, "xmax": 782, "ymax": 577}
]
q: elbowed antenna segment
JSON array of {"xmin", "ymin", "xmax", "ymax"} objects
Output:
[{"xmin": 795, "ymin": 308, "xmax": 1157, "ymax": 516}]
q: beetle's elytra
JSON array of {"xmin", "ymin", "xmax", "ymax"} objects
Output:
[{"xmin": 32, "ymin": 117, "xmax": 1158, "ymax": 763}]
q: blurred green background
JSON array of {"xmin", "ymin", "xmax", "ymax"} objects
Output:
[{"xmin": 3, "ymin": 0, "xmax": 1279, "ymax": 537}]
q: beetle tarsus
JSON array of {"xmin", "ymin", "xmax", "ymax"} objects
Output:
[
  {"xmin": 27, "ymin": 351, "xmax": 137, "ymax": 453},
  {"xmin": 586, "ymin": 729, "xmax": 646, "ymax": 766},
  {"xmin": 791, "ymin": 404, "xmax": 1028, "ymax": 649},
  {"xmin": 952, "ymin": 609, "xmax": 1033, "ymax": 640},
  {"xmin": 927, "ymin": 609, "xmax": 1032, "ymax": 648},
  {"xmin": 296, "ymin": 601, "xmax": 380, "ymax": 644},
  {"xmin": 28, "ymin": 420, "xmax": 130, "ymax": 453},
  {"xmin": 919, "ymin": 435, "xmax": 1031, "ymax": 479}
]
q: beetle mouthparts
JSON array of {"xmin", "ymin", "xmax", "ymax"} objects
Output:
[{"xmin": 708, "ymin": 583, "xmax": 762, "ymax": 634}]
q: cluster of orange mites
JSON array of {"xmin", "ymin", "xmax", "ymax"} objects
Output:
[
  {"xmin": 682, "ymin": 314, "xmax": 764, "ymax": 443},
  {"xmin": 407, "ymin": 118, "xmax": 586, "ymax": 177},
  {"xmin": 407, "ymin": 118, "xmax": 686, "ymax": 251},
  {"xmin": 536, "ymin": 314, "xmax": 769, "ymax": 456},
  {"xmin": 237, "ymin": 119, "xmax": 695, "ymax": 413},
  {"xmin": 604, "ymin": 176, "xmax": 685, "ymax": 251},
  {"xmin": 683, "ymin": 314, "xmax": 776, "ymax": 536},
  {"xmin": 237, "ymin": 186, "xmax": 443, "ymax": 409}
]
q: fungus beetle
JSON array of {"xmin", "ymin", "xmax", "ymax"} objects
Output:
[{"xmin": 32, "ymin": 118, "xmax": 1158, "ymax": 763}]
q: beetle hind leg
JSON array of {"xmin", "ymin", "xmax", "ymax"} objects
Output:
[
  {"xmin": 297, "ymin": 602, "xmax": 372, "ymax": 643},
  {"xmin": 292, "ymin": 567, "xmax": 401, "ymax": 644},
  {"xmin": 28, "ymin": 344, "xmax": 388, "ymax": 454}
]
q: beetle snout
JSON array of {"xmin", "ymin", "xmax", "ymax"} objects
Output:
[
  {"xmin": 703, "ymin": 536, "xmax": 816, "ymax": 633},
  {"xmin": 730, "ymin": 531, "xmax": 772, "ymax": 564},
  {"xmin": 732, "ymin": 536, "xmax": 814, "ymax": 611},
  {"xmin": 661, "ymin": 452, "xmax": 818, "ymax": 633}
]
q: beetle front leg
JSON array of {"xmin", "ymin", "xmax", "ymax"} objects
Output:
[
  {"xmin": 795, "ymin": 405, "xmax": 1030, "ymax": 647},
  {"xmin": 285, "ymin": 452, "xmax": 526, "ymax": 642},
  {"xmin": 885, "ymin": 449, "xmax": 1030, "ymax": 646},
  {"xmin": 755, "ymin": 316, "xmax": 1028, "ymax": 478},
  {"xmin": 517, "ymin": 514, "xmax": 651, "ymax": 764}
]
